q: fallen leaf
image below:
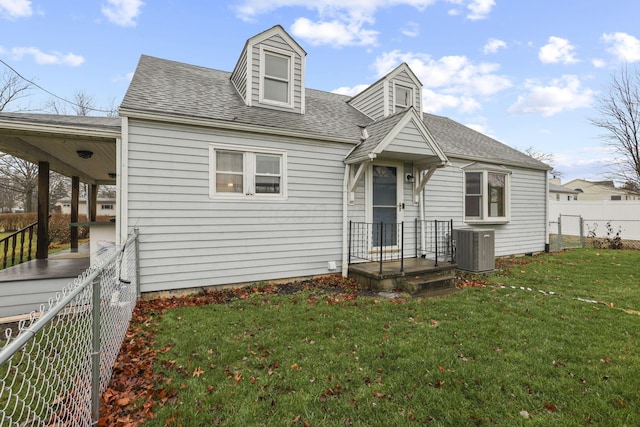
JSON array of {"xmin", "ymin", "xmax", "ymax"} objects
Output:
[
  {"xmin": 116, "ymin": 397, "xmax": 130, "ymax": 406},
  {"xmin": 545, "ymin": 401, "xmax": 556, "ymax": 412},
  {"xmin": 192, "ymin": 367, "xmax": 205, "ymax": 377}
]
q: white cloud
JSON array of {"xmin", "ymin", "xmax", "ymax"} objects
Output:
[
  {"xmin": 290, "ymin": 17, "xmax": 378, "ymax": 46},
  {"xmin": 445, "ymin": 0, "xmax": 494, "ymax": 20},
  {"xmin": 602, "ymin": 32, "xmax": 640, "ymax": 63},
  {"xmin": 332, "ymin": 50, "xmax": 510, "ymax": 114},
  {"xmin": 508, "ymin": 75, "xmax": 595, "ymax": 116},
  {"xmin": 373, "ymin": 50, "xmax": 511, "ymax": 96},
  {"xmin": 101, "ymin": 0, "xmax": 144, "ymax": 27},
  {"xmin": 112, "ymin": 71, "xmax": 135, "ymax": 83},
  {"xmin": 401, "ymin": 21, "xmax": 420, "ymax": 38},
  {"xmin": 483, "ymin": 38, "xmax": 506, "ymax": 54},
  {"xmin": 0, "ymin": 0, "xmax": 32, "ymax": 19},
  {"xmin": 234, "ymin": 0, "xmax": 492, "ymax": 46},
  {"xmin": 8, "ymin": 47, "xmax": 84, "ymax": 66},
  {"xmin": 591, "ymin": 58, "xmax": 607, "ymax": 68},
  {"xmin": 538, "ymin": 36, "xmax": 579, "ymax": 64},
  {"xmin": 332, "ymin": 84, "xmax": 370, "ymax": 96},
  {"xmin": 466, "ymin": 0, "xmax": 494, "ymax": 20}
]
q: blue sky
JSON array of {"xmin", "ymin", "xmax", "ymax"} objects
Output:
[{"xmin": 2, "ymin": 0, "xmax": 640, "ymax": 183}]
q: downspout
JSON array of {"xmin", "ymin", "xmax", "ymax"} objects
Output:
[
  {"xmin": 419, "ymin": 169, "xmax": 426, "ymax": 256},
  {"xmin": 544, "ymin": 172, "xmax": 550, "ymax": 252},
  {"xmin": 341, "ymin": 164, "xmax": 350, "ymax": 277},
  {"xmin": 117, "ymin": 117, "xmax": 129, "ymax": 245}
]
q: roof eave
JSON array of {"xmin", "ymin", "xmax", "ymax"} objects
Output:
[
  {"xmin": 118, "ymin": 108, "xmax": 358, "ymax": 145},
  {"xmin": 0, "ymin": 118, "xmax": 120, "ymax": 139}
]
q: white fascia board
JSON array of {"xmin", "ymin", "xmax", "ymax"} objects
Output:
[{"xmin": 0, "ymin": 120, "xmax": 120, "ymax": 139}]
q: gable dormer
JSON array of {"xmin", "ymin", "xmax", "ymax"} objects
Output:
[
  {"xmin": 348, "ymin": 63, "xmax": 423, "ymax": 120},
  {"xmin": 231, "ymin": 25, "xmax": 307, "ymax": 114}
]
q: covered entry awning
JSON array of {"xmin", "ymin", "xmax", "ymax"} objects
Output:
[
  {"xmin": 0, "ymin": 112, "xmax": 120, "ymax": 258},
  {"xmin": 344, "ymin": 107, "xmax": 448, "ymax": 203}
]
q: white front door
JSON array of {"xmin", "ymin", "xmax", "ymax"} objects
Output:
[{"xmin": 371, "ymin": 163, "xmax": 403, "ymax": 248}]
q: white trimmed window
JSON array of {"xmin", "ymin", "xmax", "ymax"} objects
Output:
[
  {"xmin": 394, "ymin": 84, "xmax": 413, "ymax": 112},
  {"xmin": 260, "ymin": 47, "xmax": 294, "ymax": 108},
  {"xmin": 464, "ymin": 168, "xmax": 510, "ymax": 222},
  {"xmin": 210, "ymin": 145, "xmax": 286, "ymax": 198}
]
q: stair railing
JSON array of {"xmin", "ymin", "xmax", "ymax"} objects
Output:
[{"xmin": 1, "ymin": 220, "xmax": 38, "ymax": 269}]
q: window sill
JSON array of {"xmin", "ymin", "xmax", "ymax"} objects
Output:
[{"xmin": 464, "ymin": 219, "xmax": 510, "ymax": 225}]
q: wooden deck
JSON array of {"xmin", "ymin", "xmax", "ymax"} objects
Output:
[
  {"xmin": 348, "ymin": 257, "xmax": 458, "ymax": 296},
  {"xmin": 0, "ymin": 245, "xmax": 90, "ymax": 319}
]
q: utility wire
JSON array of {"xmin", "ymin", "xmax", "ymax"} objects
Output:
[{"xmin": 0, "ymin": 58, "xmax": 115, "ymax": 114}]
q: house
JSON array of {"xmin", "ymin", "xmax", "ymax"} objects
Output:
[
  {"xmin": 548, "ymin": 178, "xmax": 579, "ymax": 201},
  {"xmin": 55, "ymin": 197, "xmax": 116, "ymax": 216},
  {"xmin": 563, "ymin": 179, "xmax": 640, "ymax": 201},
  {"xmin": 0, "ymin": 25, "xmax": 550, "ymax": 298}
]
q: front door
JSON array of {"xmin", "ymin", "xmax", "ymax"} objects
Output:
[{"xmin": 372, "ymin": 164, "xmax": 402, "ymax": 248}]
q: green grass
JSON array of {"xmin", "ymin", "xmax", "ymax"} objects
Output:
[{"xmin": 142, "ymin": 249, "xmax": 640, "ymax": 426}]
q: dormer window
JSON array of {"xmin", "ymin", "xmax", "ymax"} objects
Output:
[
  {"xmin": 260, "ymin": 47, "xmax": 294, "ymax": 108},
  {"xmin": 394, "ymin": 84, "xmax": 413, "ymax": 112}
]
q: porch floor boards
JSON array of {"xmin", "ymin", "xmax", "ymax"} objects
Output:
[
  {"xmin": 348, "ymin": 257, "xmax": 451, "ymax": 278},
  {"xmin": 0, "ymin": 243, "xmax": 90, "ymax": 283}
]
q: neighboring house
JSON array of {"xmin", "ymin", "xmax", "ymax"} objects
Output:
[
  {"xmin": 55, "ymin": 198, "xmax": 116, "ymax": 216},
  {"xmin": 563, "ymin": 179, "xmax": 640, "ymax": 201},
  {"xmin": 0, "ymin": 25, "xmax": 550, "ymax": 296},
  {"xmin": 549, "ymin": 178, "xmax": 579, "ymax": 201},
  {"xmin": 115, "ymin": 25, "xmax": 550, "ymax": 294}
]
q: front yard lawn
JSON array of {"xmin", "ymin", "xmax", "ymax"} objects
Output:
[{"xmin": 102, "ymin": 249, "xmax": 640, "ymax": 426}]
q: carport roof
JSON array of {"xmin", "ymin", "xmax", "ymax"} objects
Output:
[{"xmin": 0, "ymin": 112, "xmax": 120, "ymax": 184}]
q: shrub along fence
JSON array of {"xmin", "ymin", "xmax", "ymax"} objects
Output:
[{"xmin": 0, "ymin": 229, "xmax": 139, "ymax": 426}]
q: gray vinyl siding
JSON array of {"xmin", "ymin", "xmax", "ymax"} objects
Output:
[
  {"xmin": 250, "ymin": 34, "xmax": 304, "ymax": 114},
  {"xmin": 348, "ymin": 81, "xmax": 385, "ymax": 120},
  {"xmin": 423, "ymin": 159, "xmax": 547, "ymax": 256},
  {"xmin": 230, "ymin": 48, "xmax": 248, "ymax": 102},
  {"xmin": 387, "ymin": 121, "xmax": 434, "ymax": 156},
  {"xmin": 127, "ymin": 120, "xmax": 350, "ymax": 293},
  {"xmin": 402, "ymin": 162, "xmax": 418, "ymax": 257}
]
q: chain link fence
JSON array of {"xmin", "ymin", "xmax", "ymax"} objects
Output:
[
  {"xmin": 550, "ymin": 215, "xmax": 640, "ymax": 251},
  {"xmin": 0, "ymin": 229, "xmax": 139, "ymax": 426}
]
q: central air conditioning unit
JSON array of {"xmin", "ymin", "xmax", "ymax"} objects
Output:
[{"xmin": 453, "ymin": 228, "xmax": 495, "ymax": 272}]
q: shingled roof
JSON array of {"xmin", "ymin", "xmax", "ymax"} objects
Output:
[
  {"xmin": 0, "ymin": 112, "xmax": 120, "ymax": 133},
  {"xmin": 120, "ymin": 55, "xmax": 371, "ymax": 143},
  {"xmin": 422, "ymin": 113, "xmax": 549, "ymax": 170},
  {"xmin": 120, "ymin": 55, "xmax": 549, "ymax": 171}
]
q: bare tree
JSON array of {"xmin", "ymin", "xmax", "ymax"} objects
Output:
[
  {"xmin": 522, "ymin": 146, "xmax": 562, "ymax": 177},
  {"xmin": 0, "ymin": 155, "xmax": 39, "ymax": 212},
  {"xmin": 44, "ymin": 90, "xmax": 97, "ymax": 116},
  {"xmin": 590, "ymin": 64, "xmax": 640, "ymax": 187},
  {"xmin": 0, "ymin": 70, "xmax": 32, "ymax": 112},
  {"xmin": 71, "ymin": 90, "xmax": 95, "ymax": 116}
]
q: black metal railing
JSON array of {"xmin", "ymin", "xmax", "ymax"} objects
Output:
[
  {"xmin": 415, "ymin": 219, "xmax": 454, "ymax": 266},
  {"xmin": 347, "ymin": 219, "xmax": 454, "ymax": 274},
  {"xmin": 348, "ymin": 221, "xmax": 404, "ymax": 275},
  {"xmin": 1, "ymin": 220, "xmax": 38, "ymax": 269}
]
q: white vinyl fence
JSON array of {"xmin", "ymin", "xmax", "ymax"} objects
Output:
[
  {"xmin": 550, "ymin": 200, "xmax": 640, "ymax": 240},
  {"xmin": 549, "ymin": 200, "xmax": 640, "ymax": 250}
]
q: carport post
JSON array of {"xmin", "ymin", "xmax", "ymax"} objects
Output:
[
  {"xmin": 36, "ymin": 161, "xmax": 50, "ymax": 260},
  {"xmin": 70, "ymin": 176, "xmax": 79, "ymax": 252}
]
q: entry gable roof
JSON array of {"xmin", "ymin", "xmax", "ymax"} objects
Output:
[{"xmin": 345, "ymin": 107, "xmax": 447, "ymax": 165}]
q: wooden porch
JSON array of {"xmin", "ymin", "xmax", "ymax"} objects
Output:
[
  {"xmin": 0, "ymin": 244, "xmax": 90, "ymax": 320},
  {"xmin": 348, "ymin": 257, "xmax": 458, "ymax": 297}
]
